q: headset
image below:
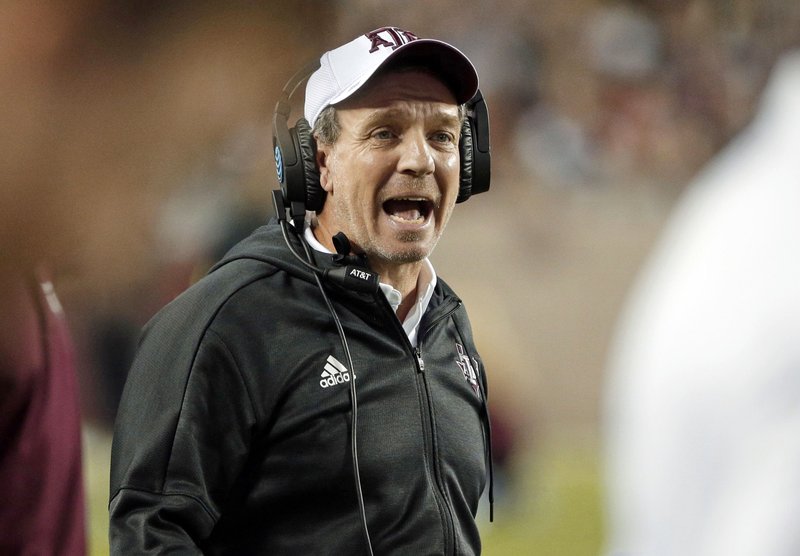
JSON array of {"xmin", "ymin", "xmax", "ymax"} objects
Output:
[
  {"xmin": 269, "ymin": 61, "xmax": 493, "ymax": 556},
  {"xmin": 272, "ymin": 60, "xmax": 491, "ymax": 230}
]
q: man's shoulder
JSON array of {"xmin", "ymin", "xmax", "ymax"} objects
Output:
[
  {"xmin": 145, "ymin": 225, "xmax": 287, "ymax": 328},
  {"xmin": 165, "ymin": 222, "xmax": 298, "ymax": 314},
  {"xmin": 141, "ymin": 259, "xmax": 276, "ymax": 340}
]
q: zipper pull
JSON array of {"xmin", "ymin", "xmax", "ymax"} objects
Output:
[{"xmin": 415, "ymin": 348, "xmax": 425, "ymax": 372}]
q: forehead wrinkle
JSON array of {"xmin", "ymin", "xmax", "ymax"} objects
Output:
[{"xmin": 357, "ymin": 103, "xmax": 461, "ymax": 132}]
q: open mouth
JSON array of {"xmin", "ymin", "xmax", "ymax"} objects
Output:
[{"xmin": 382, "ymin": 197, "xmax": 434, "ymax": 224}]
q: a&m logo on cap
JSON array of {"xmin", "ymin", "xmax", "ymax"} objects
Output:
[{"xmin": 364, "ymin": 27, "xmax": 419, "ymax": 53}]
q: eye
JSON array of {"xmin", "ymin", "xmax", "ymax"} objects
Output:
[
  {"xmin": 371, "ymin": 128, "xmax": 396, "ymax": 141},
  {"xmin": 430, "ymin": 131, "xmax": 456, "ymax": 145}
]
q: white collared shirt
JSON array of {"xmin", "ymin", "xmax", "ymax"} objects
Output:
[{"xmin": 304, "ymin": 226, "xmax": 437, "ymax": 347}]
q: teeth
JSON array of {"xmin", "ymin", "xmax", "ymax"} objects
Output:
[{"xmin": 383, "ymin": 197, "xmax": 429, "ymax": 223}]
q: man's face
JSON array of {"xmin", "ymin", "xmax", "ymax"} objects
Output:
[{"xmin": 315, "ymin": 70, "xmax": 462, "ymax": 268}]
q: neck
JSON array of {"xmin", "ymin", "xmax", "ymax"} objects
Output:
[
  {"xmin": 369, "ymin": 259, "xmax": 421, "ymax": 294},
  {"xmin": 373, "ymin": 260, "xmax": 422, "ymax": 322},
  {"xmin": 395, "ymin": 287, "xmax": 417, "ymax": 322}
]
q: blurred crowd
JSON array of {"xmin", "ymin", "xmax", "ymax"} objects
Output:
[
  {"xmin": 337, "ymin": 0, "xmax": 800, "ymax": 194},
  {"xmin": 2, "ymin": 0, "xmax": 799, "ymax": 554},
  {"xmin": 9, "ymin": 0, "xmax": 788, "ymax": 434}
]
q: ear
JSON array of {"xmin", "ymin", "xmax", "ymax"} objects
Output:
[{"xmin": 315, "ymin": 142, "xmax": 334, "ymax": 192}]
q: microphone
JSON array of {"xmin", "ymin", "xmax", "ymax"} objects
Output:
[
  {"xmin": 272, "ymin": 190, "xmax": 380, "ymax": 294},
  {"xmin": 323, "ymin": 263, "xmax": 380, "ymax": 294},
  {"xmin": 326, "ymin": 231, "xmax": 381, "ymax": 293}
]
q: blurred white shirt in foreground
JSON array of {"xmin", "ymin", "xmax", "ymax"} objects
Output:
[{"xmin": 604, "ymin": 50, "xmax": 800, "ymax": 556}]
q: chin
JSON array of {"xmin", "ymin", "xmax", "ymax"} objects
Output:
[
  {"xmin": 360, "ymin": 226, "xmax": 443, "ymax": 265},
  {"xmin": 377, "ymin": 238, "xmax": 438, "ymax": 264},
  {"xmin": 384, "ymin": 249, "xmax": 428, "ymax": 264}
]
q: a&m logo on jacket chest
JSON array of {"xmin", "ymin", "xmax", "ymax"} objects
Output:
[
  {"xmin": 456, "ymin": 343, "xmax": 480, "ymax": 396},
  {"xmin": 365, "ymin": 27, "xmax": 419, "ymax": 53}
]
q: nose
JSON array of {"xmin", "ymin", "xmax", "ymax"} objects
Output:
[{"xmin": 397, "ymin": 131, "xmax": 435, "ymax": 177}]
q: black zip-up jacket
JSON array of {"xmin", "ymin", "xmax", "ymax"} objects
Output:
[{"xmin": 109, "ymin": 222, "xmax": 491, "ymax": 555}]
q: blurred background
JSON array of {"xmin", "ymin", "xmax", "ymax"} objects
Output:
[{"xmin": 2, "ymin": 0, "xmax": 798, "ymax": 554}]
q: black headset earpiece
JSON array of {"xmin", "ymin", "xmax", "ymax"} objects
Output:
[
  {"xmin": 273, "ymin": 62, "xmax": 492, "ymax": 224},
  {"xmin": 272, "ymin": 61, "xmax": 323, "ymax": 229},
  {"xmin": 292, "ymin": 117, "xmax": 324, "ymax": 212},
  {"xmin": 457, "ymin": 90, "xmax": 491, "ymax": 203}
]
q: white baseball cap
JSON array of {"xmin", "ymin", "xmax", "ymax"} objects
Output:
[{"xmin": 304, "ymin": 26, "xmax": 479, "ymax": 128}]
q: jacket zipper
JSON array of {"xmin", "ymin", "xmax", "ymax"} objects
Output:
[
  {"xmin": 413, "ymin": 299, "xmax": 462, "ymax": 555},
  {"xmin": 413, "ymin": 347, "xmax": 455, "ymax": 555},
  {"xmin": 376, "ymin": 293, "xmax": 464, "ymax": 554}
]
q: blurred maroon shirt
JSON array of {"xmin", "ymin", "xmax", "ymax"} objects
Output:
[{"xmin": 0, "ymin": 273, "xmax": 86, "ymax": 555}]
